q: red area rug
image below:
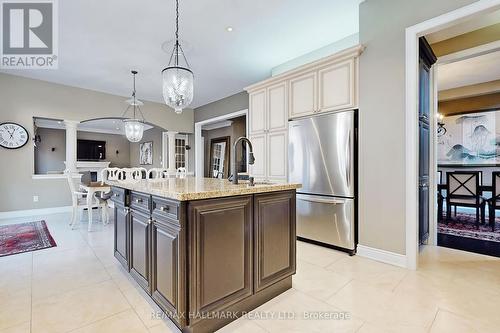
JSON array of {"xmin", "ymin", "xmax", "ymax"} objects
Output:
[
  {"xmin": 0, "ymin": 221, "xmax": 57, "ymax": 257},
  {"xmin": 438, "ymin": 213, "xmax": 500, "ymax": 243}
]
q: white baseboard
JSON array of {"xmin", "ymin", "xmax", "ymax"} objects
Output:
[
  {"xmin": 357, "ymin": 244, "xmax": 407, "ymax": 268},
  {"xmin": 0, "ymin": 206, "xmax": 72, "ymax": 219}
]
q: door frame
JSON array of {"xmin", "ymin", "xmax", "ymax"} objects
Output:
[
  {"xmin": 405, "ymin": 0, "xmax": 500, "ymax": 270},
  {"xmin": 194, "ymin": 109, "xmax": 249, "ymax": 177}
]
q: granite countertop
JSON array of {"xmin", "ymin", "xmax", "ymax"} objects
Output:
[{"xmin": 106, "ymin": 177, "xmax": 301, "ymax": 201}]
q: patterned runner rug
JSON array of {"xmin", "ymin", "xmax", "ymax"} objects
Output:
[
  {"xmin": 0, "ymin": 221, "xmax": 57, "ymax": 257},
  {"xmin": 438, "ymin": 213, "xmax": 500, "ymax": 243}
]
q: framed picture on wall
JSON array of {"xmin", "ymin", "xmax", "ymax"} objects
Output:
[{"xmin": 140, "ymin": 141, "xmax": 153, "ymax": 165}]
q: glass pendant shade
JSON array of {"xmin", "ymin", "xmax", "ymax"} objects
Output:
[
  {"xmin": 123, "ymin": 119, "xmax": 144, "ymax": 142},
  {"xmin": 161, "ymin": 0, "xmax": 194, "ymax": 114},
  {"xmin": 162, "ymin": 66, "xmax": 194, "ymax": 114}
]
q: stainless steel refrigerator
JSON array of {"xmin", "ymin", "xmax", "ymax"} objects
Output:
[{"xmin": 288, "ymin": 110, "xmax": 356, "ymax": 254}]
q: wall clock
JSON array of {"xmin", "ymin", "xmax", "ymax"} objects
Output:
[{"xmin": 0, "ymin": 122, "xmax": 30, "ymax": 149}]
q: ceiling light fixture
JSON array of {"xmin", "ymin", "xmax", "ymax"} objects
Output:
[
  {"xmin": 121, "ymin": 70, "xmax": 146, "ymax": 142},
  {"xmin": 226, "ymin": 26, "xmax": 233, "ymax": 32},
  {"xmin": 162, "ymin": 0, "xmax": 194, "ymax": 114}
]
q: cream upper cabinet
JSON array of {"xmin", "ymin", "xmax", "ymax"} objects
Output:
[
  {"xmin": 249, "ymin": 89, "xmax": 266, "ymax": 134},
  {"xmin": 249, "ymin": 134, "xmax": 266, "ymax": 179},
  {"xmin": 267, "ymin": 82, "xmax": 288, "ymax": 132},
  {"xmin": 267, "ymin": 131, "xmax": 287, "ymax": 181},
  {"xmin": 289, "ymin": 72, "xmax": 317, "ymax": 119},
  {"xmin": 318, "ymin": 58, "xmax": 355, "ymax": 113}
]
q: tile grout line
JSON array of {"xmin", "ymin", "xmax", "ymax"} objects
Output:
[
  {"xmin": 427, "ymin": 307, "xmax": 440, "ymax": 333},
  {"xmin": 62, "ymin": 308, "xmax": 134, "ymax": 333}
]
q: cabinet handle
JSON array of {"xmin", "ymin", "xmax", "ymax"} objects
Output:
[
  {"xmin": 113, "ymin": 193, "xmax": 119, "ymax": 197},
  {"xmin": 148, "ymin": 219, "xmax": 153, "ymax": 225},
  {"xmin": 159, "ymin": 206, "xmax": 169, "ymax": 212},
  {"xmin": 135, "ymin": 198, "xmax": 143, "ymax": 203},
  {"xmin": 123, "ymin": 207, "xmax": 129, "ymax": 214}
]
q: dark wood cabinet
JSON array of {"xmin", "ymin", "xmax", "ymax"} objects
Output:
[
  {"xmin": 151, "ymin": 198, "xmax": 186, "ymax": 327},
  {"xmin": 113, "ymin": 203, "xmax": 130, "ymax": 270},
  {"xmin": 130, "ymin": 208, "xmax": 151, "ymax": 293},
  {"xmin": 113, "ymin": 188, "xmax": 296, "ymax": 333},
  {"xmin": 188, "ymin": 196, "xmax": 253, "ymax": 324},
  {"xmin": 254, "ymin": 191, "xmax": 296, "ymax": 291}
]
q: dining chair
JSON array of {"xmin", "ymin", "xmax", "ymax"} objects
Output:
[
  {"xmin": 100, "ymin": 167, "xmax": 125, "ymax": 184},
  {"xmin": 487, "ymin": 171, "xmax": 500, "ymax": 231},
  {"xmin": 446, "ymin": 171, "xmax": 485, "ymax": 228},
  {"xmin": 66, "ymin": 173, "xmax": 108, "ymax": 229},
  {"xmin": 147, "ymin": 168, "xmax": 169, "ymax": 179},
  {"xmin": 176, "ymin": 167, "xmax": 187, "ymax": 178}
]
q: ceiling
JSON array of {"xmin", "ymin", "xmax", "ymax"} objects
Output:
[
  {"xmin": 438, "ymin": 51, "xmax": 500, "ymax": 91},
  {"xmin": 1, "ymin": 0, "xmax": 361, "ymax": 108},
  {"xmin": 35, "ymin": 118, "xmax": 153, "ymax": 135},
  {"xmin": 426, "ymin": 9, "xmax": 500, "ymax": 43}
]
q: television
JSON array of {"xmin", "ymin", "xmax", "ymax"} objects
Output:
[{"xmin": 77, "ymin": 139, "xmax": 106, "ymax": 161}]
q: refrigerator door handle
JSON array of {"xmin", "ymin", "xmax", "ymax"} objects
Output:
[
  {"xmin": 297, "ymin": 194, "xmax": 347, "ymax": 205},
  {"xmin": 346, "ymin": 129, "xmax": 351, "ymax": 190}
]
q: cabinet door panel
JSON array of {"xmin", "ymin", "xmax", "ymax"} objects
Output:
[
  {"xmin": 249, "ymin": 134, "xmax": 266, "ymax": 180},
  {"xmin": 114, "ymin": 204, "xmax": 129, "ymax": 270},
  {"xmin": 289, "ymin": 72, "xmax": 316, "ymax": 119},
  {"xmin": 254, "ymin": 191, "xmax": 296, "ymax": 292},
  {"xmin": 318, "ymin": 59, "xmax": 355, "ymax": 112},
  {"xmin": 130, "ymin": 209, "xmax": 151, "ymax": 292},
  {"xmin": 267, "ymin": 82, "xmax": 287, "ymax": 132},
  {"xmin": 114, "ymin": 203, "xmax": 130, "ymax": 270},
  {"xmin": 249, "ymin": 89, "xmax": 266, "ymax": 135},
  {"xmin": 267, "ymin": 131, "xmax": 287, "ymax": 180},
  {"xmin": 188, "ymin": 196, "xmax": 253, "ymax": 325},
  {"xmin": 151, "ymin": 219, "xmax": 186, "ymax": 326}
]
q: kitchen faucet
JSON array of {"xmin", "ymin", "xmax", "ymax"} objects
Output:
[{"xmin": 231, "ymin": 137, "xmax": 255, "ymax": 184}]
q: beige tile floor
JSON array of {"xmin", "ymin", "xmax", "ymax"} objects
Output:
[{"xmin": 1, "ymin": 212, "xmax": 500, "ymax": 333}]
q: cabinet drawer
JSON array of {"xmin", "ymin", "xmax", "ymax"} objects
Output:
[
  {"xmin": 110, "ymin": 187, "xmax": 127, "ymax": 206},
  {"xmin": 152, "ymin": 196, "xmax": 179, "ymax": 222},
  {"xmin": 130, "ymin": 191, "xmax": 151, "ymax": 213}
]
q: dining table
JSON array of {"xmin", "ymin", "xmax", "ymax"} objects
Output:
[{"xmin": 79, "ymin": 182, "xmax": 111, "ymax": 231}]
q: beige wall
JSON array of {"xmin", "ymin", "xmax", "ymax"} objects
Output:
[
  {"xmin": 0, "ymin": 73, "xmax": 193, "ymax": 212},
  {"xmin": 358, "ymin": 0, "xmax": 478, "ymax": 255},
  {"xmin": 194, "ymin": 92, "xmax": 249, "ymax": 123},
  {"xmin": 35, "ymin": 128, "xmax": 66, "ymax": 174},
  {"xmin": 129, "ymin": 127, "xmax": 164, "ymax": 168}
]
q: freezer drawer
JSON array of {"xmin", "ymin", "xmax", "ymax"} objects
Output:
[{"xmin": 296, "ymin": 194, "xmax": 355, "ymax": 250}]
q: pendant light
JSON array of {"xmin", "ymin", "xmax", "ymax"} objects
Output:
[
  {"xmin": 162, "ymin": 0, "xmax": 194, "ymax": 114},
  {"xmin": 122, "ymin": 70, "xmax": 146, "ymax": 142}
]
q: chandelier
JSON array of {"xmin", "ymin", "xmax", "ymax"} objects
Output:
[
  {"xmin": 162, "ymin": 0, "xmax": 194, "ymax": 114},
  {"xmin": 122, "ymin": 70, "xmax": 146, "ymax": 142}
]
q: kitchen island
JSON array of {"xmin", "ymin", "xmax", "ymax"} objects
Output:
[{"xmin": 107, "ymin": 177, "xmax": 300, "ymax": 333}]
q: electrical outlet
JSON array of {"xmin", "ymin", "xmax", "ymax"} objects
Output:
[{"xmin": 33, "ymin": 196, "xmax": 39, "ymax": 202}]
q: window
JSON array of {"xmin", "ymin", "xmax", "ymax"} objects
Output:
[{"xmin": 175, "ymin": 136, "xmax": 187, "ymax": 169}]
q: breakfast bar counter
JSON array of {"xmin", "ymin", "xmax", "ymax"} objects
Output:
[{"xmin": 107, "ymin": 177, "xmax": 300, "ymax": 333}]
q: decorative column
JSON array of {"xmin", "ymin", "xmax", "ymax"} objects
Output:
[
  {"xmin": 64, "ymin": 120, "xmax": 80, "ymax": 174},
  {"xmin": 167, "ymin": 131, "xmax": 178, "ymax": 173}
]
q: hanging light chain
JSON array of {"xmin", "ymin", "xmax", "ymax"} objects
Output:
[{"xmin": 175, "ymin": 0, "xmax": 179, "ymax": 67}]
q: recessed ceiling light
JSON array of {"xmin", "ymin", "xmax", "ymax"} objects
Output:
[{"xmin": 226, "ymin": 26, "xmax": 233, "ymax": 32}]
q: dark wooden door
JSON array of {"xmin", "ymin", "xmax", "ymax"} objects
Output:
[
  {"xmin": 187, "ymin": 196, "xmax": 253, "ymax": 325},
  {"xmin": 151, "ymin": 218, "xmax": 186, "ymax": 327},
  {"xmin": 130, "ymin": 208, "xmax": 151, "ymax": 292},
  {"xmin": 114, "ymin": 203, "xmax": 129, "ymax": 270},
  {"xmin": 418, "ymin": 37, "xmax": 436, "ymax": 245},
  {"xmin": 254, "ymin": 191, "xmax": 296, "ymax": 291}
]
